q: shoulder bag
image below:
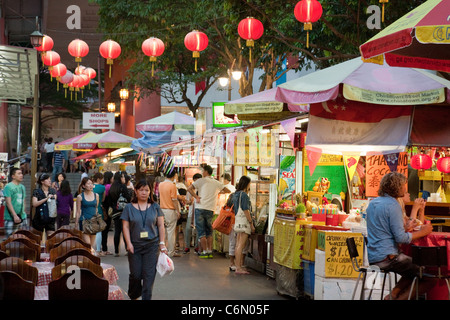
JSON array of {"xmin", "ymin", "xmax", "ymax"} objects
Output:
[
  {"xmin": 233, "ymin": 192, "xmax": 251, "ymax": 235},
  {"xmin": 82, "ymin": 194, "xmax": 107, "ymax": 235}
]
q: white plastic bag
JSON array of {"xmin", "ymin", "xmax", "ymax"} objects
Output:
[{"xmin": 156, "ymin": 252, "xmax": 174, "ymax": 277}]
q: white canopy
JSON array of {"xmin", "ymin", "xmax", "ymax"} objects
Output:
[{"xmin": 0, "ymin": 45, "xmax": 38, "ymax": 104}]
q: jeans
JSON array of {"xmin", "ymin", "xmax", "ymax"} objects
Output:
[
  {"xmin": 127, "ymin": 238, "xmax": 159, "ymax": 300},
  {"xmin": 194, "ymin": 208, "xmax": 214, "ymax": 239},
  {"xmin": 52, "ymin": 165, "xmax": 63, "ymax": 182}
]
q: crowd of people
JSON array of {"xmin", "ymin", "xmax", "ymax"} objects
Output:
[{"xmin": 0, "ymin": 163, "xmax": 258, "ymax": 300}]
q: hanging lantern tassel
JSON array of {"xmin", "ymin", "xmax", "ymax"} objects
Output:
[
  {"xmin": 304, "ymin": 22, "xmax": 312, "ymax": 48},
  {"xmin": 380, "ymin": 0, "xmax": 388, "ymax": 23},
  {"xmin": 246, "ymin": 39, "xmax": 254, "ymax": 62},
  {"xmin": 150, "ymin": 56, "xmax": 156, "ymax": 77},
  {"xmin": 193, "ymin": 51, "xmax": 200, "ymax": 72},
  {"xmin": 107, "ymin": 58, "xmax": 113, "ymax": 78}
]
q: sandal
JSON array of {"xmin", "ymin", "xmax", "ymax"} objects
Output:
[{"xmin": 229, "ymin": 266, "xmax": 236, "ymax": 272}]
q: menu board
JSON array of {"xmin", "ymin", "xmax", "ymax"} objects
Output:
[
  {"xmin": 365, "ymin": 152, "xmax": 408, "ymax": 197},
  {"xmin": 318, "ymin": 231, "xmax": 364, "ymax": 278}
]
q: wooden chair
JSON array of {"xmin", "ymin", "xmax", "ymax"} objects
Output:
[
  {"xmin": 49, "ymin": 239, "xmax": 90, "ymax": 262},
  {"xmin": 1, "ymin": 242, "xmax": 38, "ymax": 262},
  {"xmin": 58, "ymin": 225, "xmax": 83, "ymax": 238},
  {"xmin": 0, "ymin": 257, "xmax": 39, "ymax": 285},
  {"xmin": 51, "ymin": 256, "xmax": 103, "ymax": 280},
  {"xmin": 19, "ymin": 226, "xmax": 43, "ymax": 239},
  {"xmin": 48, "ymin": 268, "xmax": 109, "ymax": 300},
  {"xmin": 54, "ymin": 248, "xmax": 101, "ymax": 266},
  {"xmin": 0, "ymin": 270, "xmax": 35, "ymax": 300},
  {"xmin": 0, "ymin": 250, "xmax": 9, "ymax": 261},
  {"xmin": 53, "ymin": 237, "xmax": 91, "ymax": 251},
  {"xmin": 14, "ymin": 229, "xmax": 42, "ymax": 244},
  {"xmin": 6, "ymin": 238, "xmax": 41, "ymax": 256},
  {"xmin": 47, "ymin": 228, "xmax": 82, "ymax": 240},
  {"xmin": 4, "ymin": 233, "xmax": 38, "ymax": 245},
  {"xmin": 46, "ymin": 234, "xmax": 88, "ymax": 252}
]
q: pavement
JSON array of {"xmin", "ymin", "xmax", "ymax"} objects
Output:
[{"xmin": 99, "ymin": 232, "xmax": 289, "ymax": 301}]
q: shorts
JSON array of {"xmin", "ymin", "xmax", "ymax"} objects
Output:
[
  {"xmin": 194, "ymin": 208, "xmax": 214, "ymax": 239},
  {"xmin": 4, "ymin": 218, "xmax": 29, "ymax": 239}
]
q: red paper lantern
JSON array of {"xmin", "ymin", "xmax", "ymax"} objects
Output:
[
  {"xmin": 238, "ymin": 17, "xmax": 264, "ymax": 62},
  {"xmin": 59, "ymin": 71, "xmax": 74, "ymax": 98},
  {"xmin": 294, "ymin": 0, "xmax": 323, "ymax": 48},
  {"xmin": 142, "ymin": 37, "xmax": 165, "ymax": 77},
  {"xmin": 437, "ymin": 157, "xmax": 450, "ymax": 174},
  {"xmin": 184, "ymin": 30, "xmax": 209, "ymax": 72},
  {"xmin": 99, "ymin": 39, "xmax": 121, "ymax": 78},
  {"xmin": 68, "ymin": 39, "xmax": 89, "ymax": 64},
  {"xmin": 83, "ymin": 67, "xmax": 97, "ymax": 89},
  {"xmin": 34, "ymin": 34, "xmax": 54, "ymax": 52},
  {"xmin": 42, "ymin": 50, "xmax": 60, "ymax": 71},
  {"xmin": 68, "ymin": 75, "xmax": 81, "ymax": 100},
  {"xmin": 410, "ymin": 154, "xmax": 433, "ymax": 170},
  {"xmin": 75, "ymin": 65, "xmax": 86, "ymax": 75},
  {"xmin": 50, "ymin": 63, "xmax": 67, "ymax": 91}
]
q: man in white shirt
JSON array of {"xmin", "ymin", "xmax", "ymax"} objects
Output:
[
  {"xmin": 187, "ymin": 165, "xmax": 230, "ymax": 258},
  {"xmin": 44, "ymin": 137, "xmax": 55, "ymax": 173}
]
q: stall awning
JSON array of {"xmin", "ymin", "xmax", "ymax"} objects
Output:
[
  {"xmin": 410, "ymin": 105, "xmax": 450, "ymax": 147},
  {"xmin": 73, "ymin": 148, "xmax": 116, "ymax": 160},
  {"xmin": 0, "ymin": 45, "xmax": 38, "ymax": 104}
]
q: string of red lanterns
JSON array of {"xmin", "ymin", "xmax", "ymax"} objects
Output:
[{"xmin": 32, "ymin": 4, "xmax": 327, "ymax": 101}]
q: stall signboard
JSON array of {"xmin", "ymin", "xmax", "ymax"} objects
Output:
[
  {"xmin": 234, "ymin": 131, "xmax": 276, "ymax": 167},
  {"xmin": 279, "ymin": 155, "xmax": 296, "ymax": 200},
  {"xmin": 303, "ymin": 153, "xmax": 348, "ymax": 197},
  {"xmin": 212, "ymin": 102, "xmax": 242, "ymax": 128},
  {"xmin": 273, "ymin": 218, "xmax": 325, "ymax": 269},
  {"xmin": 365, "ymin": 152, "xmax": 408, "ymax": 197},
  {"xmin": 82, "ymin": 112, "xmax": 115, "ymax": 130},
  {"xmin": 318, "ymin": 230, "xmax": 364, "ymax": 278}
]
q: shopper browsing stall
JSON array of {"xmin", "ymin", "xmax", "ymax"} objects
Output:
[{"xmin": 187, "ymin": 165, "xmax": 231, "ymax": 259}]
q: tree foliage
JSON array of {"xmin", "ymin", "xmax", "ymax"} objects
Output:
[{"xmin": 92, "ymin": 0, "xmax": 428, "ymax": 115}]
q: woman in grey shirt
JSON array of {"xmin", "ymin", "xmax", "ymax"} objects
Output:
[{"xmin": 122, "ymin": 179, "xmax": 166, "ymax": 300}]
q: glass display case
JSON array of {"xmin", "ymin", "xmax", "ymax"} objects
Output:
[{"xmin": 249, "ymin": 180, "xmax": 271, "ymax": 234}]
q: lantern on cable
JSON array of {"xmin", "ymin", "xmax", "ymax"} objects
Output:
[
  {"xmin": 68, "ymin": 75, "xmax": 81, "ymax": 101},
  {"xmin": 99, "ymin": 39, "xmax": 121, "ymax": 78},
  {"xmin": 238, "ymin": 17, "xmax": 264, "ymax": 62},
  {"xmin": 77, "ymin": 74, "xmax": 90, "ymax": 99},
  {"xmin": 294, "ymin": 0, "xmax": 323, "ymax": 48},
  {"xmin": 184, "ymin": 30, "xmax": 209, "ymax": 72},
  {"xmin": 436, "ymin": 157, "xmax": 450, "ymax": 197},
  {"xmin": 59, "ymin": 70, "xmax": 74, "ymax": 98},
  {"xmin": 50, "ymin": 63, "xmax": 67, "ymax": 91},
  {"xmin": 142, "ymin": 37, "xmax": 165, "ymax": 77},
  {"xmin": 68, "ymin": 39, "xmax": 89, "ymax": 66},
  {"xmin": 83, "ymin": 67, "xmax": 97, "ymax": 89},
  {"xmin": 34, "ymin": 34, "xmax": 54, "ymax": 65},
  {"xmin": 75, "ymin": 65, "xmax": 86, "ymax": 75},
  {"xmin": 379, "ymin": 0, "xmax": 388, "ymax": 22},
  {"xmin": 42, "ymin": 50, "xmax": 60, "ymax": 79},
  {"xmin": 410, "ymin": 154, "xmax": 433, "ymax": 171}
]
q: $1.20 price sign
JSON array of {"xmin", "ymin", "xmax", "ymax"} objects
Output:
[{"xmin": 319, "ymin": 231, "xmax": 364, "ymax": 278}]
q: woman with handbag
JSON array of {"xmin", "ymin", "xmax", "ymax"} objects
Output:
[
  {"xmin": 76, "ymin": 177, "xmax": 101, "ymax": 250},
  {"xmin": 109, "ymin": 171, "xmax": 131, "ymax": 256},
  {"xmin": 122, "ymin": 179, "xmax": 166, "ymax": 300},
  {"xmin": 231, "ymin": 175, "xmax": 255, "ymax": 275},
  {"xmin": 32, "ymin": 173, "xmax": 57, "ymax": 234}
]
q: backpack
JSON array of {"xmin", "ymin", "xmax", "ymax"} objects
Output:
[{"xmin": 116, "ymin": 192, "xmax": 128, "ymax": 212}]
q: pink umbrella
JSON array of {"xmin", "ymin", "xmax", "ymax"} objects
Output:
[{"xmin": 54, "ymin": 131, "xmax": 97, "ymax": 151}]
